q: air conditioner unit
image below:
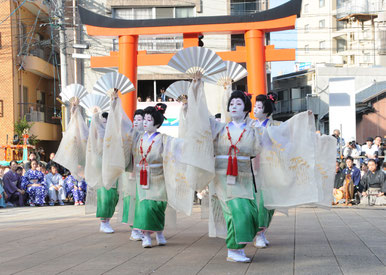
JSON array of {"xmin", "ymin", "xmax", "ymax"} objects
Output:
[{"xmin": 37, "ymin": 111, "xmax": 44, "ymax": 121}]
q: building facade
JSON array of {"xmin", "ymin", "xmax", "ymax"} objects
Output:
[
  {"xmin": 0, "ymin": 0, "xmax": 62, "ymax": 159},
  {"xmin": 297, "ymin": 0, "xmax": 386, "ymax": 68}
]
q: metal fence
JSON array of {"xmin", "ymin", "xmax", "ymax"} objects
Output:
[{"xmin": 274, "ymin": 98, "xmax": 308, "ymax": 114}]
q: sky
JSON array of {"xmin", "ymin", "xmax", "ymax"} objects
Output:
[{"xmin": 269, "ymin": 0, "xmax": 298, "ymax": 77}]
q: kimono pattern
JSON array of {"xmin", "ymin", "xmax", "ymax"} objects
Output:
[
  {"xmin": 72, "ymin": 180, "xmax": 87, "ymax": 202},
  {"xmin": 22, "ymin": 170, "xmax": 46, "ymax": 205}
]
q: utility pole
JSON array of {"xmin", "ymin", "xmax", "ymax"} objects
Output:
[{"xmin": 57, "ymin": 0, "xmax": 69, "ymax": 130}]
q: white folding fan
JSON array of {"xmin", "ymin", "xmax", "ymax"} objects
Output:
[
  {"xmin": 168, "ymin": 47, "xmax": 226, "ymax": 78},
  {"xmin": 93, "ymin": 72, "xmax": 136, "ymax": 96},
  {"xmin": 202, "ymin": 61, "xmax": 248, "ymax": 87},
  {"xmin": 60, "ymin": 84, "xmax": 88, "ymax": 103},
  {"xmin": 165, "ymin": 81, "xmax": 191, "ymax": 103},
  {"xmin": 80, "ymin": 93, "xmax": 110, "ymax": 117}
]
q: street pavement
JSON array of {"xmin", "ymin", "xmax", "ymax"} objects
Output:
[{"xmin": 0, "ymin": 205, "xmax": 385, "ymax": 275}]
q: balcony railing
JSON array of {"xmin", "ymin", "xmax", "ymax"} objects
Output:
[
  {"xmin": 25, "ymin": 46, "xmax": 54, "ymax": 64},
  {"xmin": 138, "ymin": 37, "xmax": 183, "ymax": 53},
  {"xmin": 18, "ymin": 103, "xmax": 61, "ymax": 125},
  {"xmin": 274, "ymin": 98, "xmax": 307, "ymax": 114},
  {"xmin": 337, "ymin": 0, "xmax": 381, "ymax": 20}
]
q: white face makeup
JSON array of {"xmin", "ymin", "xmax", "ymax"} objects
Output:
[
  {"xmin": 143, "ymin": 114, "xmax": 157, "ymax": 134},
  {"xmin": 254, "ymin": 101, "xmax": 266, "ymax": 120},
  {"xmin": 133, "ymin": 115, "xmax": 144, "ymax": 131},
  {"xmin": 229, "ymin": 98, "xmax": 246, "ymax": 122}
]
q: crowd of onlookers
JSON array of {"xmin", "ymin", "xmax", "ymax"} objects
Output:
[
  {"xmin": 332, "ymin": 130, "xmax": 385, "ymax": 206},
  {"xmin": 137, "ymin": 88, "xmax": 176, "ymax": 103},
  {"xmin": 0, "ymin": 152, "xmax": 87, "ymax": 208}
]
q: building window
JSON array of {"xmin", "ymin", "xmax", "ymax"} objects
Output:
[
  {"xmin": 304, "ymin": 4, "xmax": 309, "ymax": 13},
  {"xmin": 230, "ymin": 0, "xmax": 259, "ymax": 16},
  {"xmin": 175, "ymin": 7, "xmax": 194, "ymax": 18},
  {"xmin": 319, "ymin": 19, "xmax": 325, "ymax": 29},
  {"xmin": 156, "ymin": 7, "xmax": 174, "ymax": 19},
  {"xmin": 364, "ymin": 53, "xmax": 370, "ymax": 63},
  {"xmin": 337, "ymin": 20, "xmax": 345, "ymax": 30},
  {"xmin": 319, "ymin": 40, "xmax": 326, "ymax": 49},
  {"xmin": 336, "ymin": 38, "xmax": 346, "ymax": 52},
  {"xmin": 304, "ymin": 24, "xmax": 309, "ymax": 33},
  {"xmin": 305, "ymin": 44, "xmax": 309, "ymax": 53},
  {"xmin": 319, "ymin": 0, "xmax": 325, "ymax": 8},
  {"xmin": 0, "ymin": 100, "xmax": 3, "ymax": 117},
  {"xmin": 350, "ymin": 55, "xmax": 355, "ymax": 64},
  {"xmin": 113, "ymin": 7, "xmax": 194, "ymax": 20}
]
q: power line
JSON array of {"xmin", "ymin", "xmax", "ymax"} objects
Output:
[{"xmin": 0, "ymin": 0, "xmax": 27, "ymax": 25}]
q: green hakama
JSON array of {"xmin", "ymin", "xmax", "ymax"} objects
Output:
[
  {"xmin": 96, "ymin": 187, "xmax": 119, "ymax": 219},
  {"xmin": 257, "ymin": 191, "xmax": 275, "ymax": 230},
  {"xmin": 221, "ymin": 198, "xmax": 259, "ymax": 249}
]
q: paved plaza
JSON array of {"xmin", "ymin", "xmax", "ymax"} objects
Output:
[{"xmin": 0, "ymin": 205, "xmax": 385, "ymax": 275}]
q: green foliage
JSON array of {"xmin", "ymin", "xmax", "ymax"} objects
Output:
[{"xmin": 14, "ymin": 116, "xmax": 40, "ymax": 146}]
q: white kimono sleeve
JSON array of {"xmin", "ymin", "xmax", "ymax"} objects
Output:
[
  {"xmin": 183, "ymin": 79, "xmax": 216, "ymax": 191},
  {"xmin": 102, "ymin": 97, "xmax": 133, "ymax": 190},
  {"xmin": 314, "ymin": 134, "xmax": 336, "ymax": 207},
  {"xmin": 84, "ymin": 114, "xmax": 105, "ymax": 188},
  {"xmin": 259, "ymin": 111, "xmax": 335, "ymax": 208},
  {"xmin": 163, "ymin": 135, "xmax": 194, "ymax": 216},
  {"xmin": 54, "ymin": 107, "xmax": 88, "ymax": 181}
]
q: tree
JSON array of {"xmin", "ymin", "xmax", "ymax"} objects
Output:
[{"xmin": 14, "ymin": 116, "xmax": 40, "ymax": 146}]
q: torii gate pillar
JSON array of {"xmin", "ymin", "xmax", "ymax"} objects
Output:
[
  {"xmin": 119, "ymin": 35, "xmax": 138, "ymax": 119},
  {"xmin": 245, "ymin": 30, "xmax": 266, "ymax": 98}
]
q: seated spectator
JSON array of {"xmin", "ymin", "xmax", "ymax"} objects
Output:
[
  {"xmin": 0, "ymin": 183, "xmax": 6, "ymax": 208},
  {"xmin": 45, "ymin": 165, "xmax": 65, "ymax": 206},
  {"xmin": 2, "ymin": 160, "xmax": 25, "ymax": 207},
  {"xmin": 157, "ymin": 97, "xmax": 162, "ymax": 102},
  {"xmin": 374, "ymin": 136, "xmax": 385, "ymax": 166},
  {"xmin": 360, "ymin": 162, "xmax": 368, "ymax": 177},
  {"xmin": 333, "ymin": 161, "xmax": 347, "ymax": 205},
  {"xmin": 360, "ymin": 159, "xmax": 386, "ymax": 206},
  {"xmin": 361, "ymin": 137, "xmax": 378, "ymax": 161},
  {"xmin": 38, "ymin": 162, "xmax": 47, "ymax": 175},
  {"xmin": 21, "ymin": 159, "xmax": 47, "ymax": 206},
  {"xmin": 343, "ymin": 139, "xmax": 361, "ymax": 167},
  {"xmin": 23, "ymin": 152, "xmax": 37, "ymax": 171},
  {"xmin": 137, "ymin": 97, "xmax": 142, "ymax": 102},
  {"xmin": 145, "ymin": 96, "xmax": 151, "ymax": 102},
  {"xmin": 72, "ymin": 179, "xmax": 87, "ymax": 206},
  {"xmin": 46, "ymin": 152, "xmax": 64, "ymax": 175}
]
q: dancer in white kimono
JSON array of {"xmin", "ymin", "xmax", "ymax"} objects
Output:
[
  {"xmin": 122, "ymin": 109, "xmax": 145, "ymax": 241},
  {"xmin": 184, "ymin": 78, "xmax": 335, "ymax": 263},
  {"xmin": 103, "ymin": 95, "xmax": 191, "ymax": 248},
  {"xmin": 249, "ymin": 93, "xmax": 281, "ymax": 248}
]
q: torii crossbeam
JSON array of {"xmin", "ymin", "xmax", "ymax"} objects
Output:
[{"xmin": 79, "ymin": 0, "xmax": 302, "ymax": 118}]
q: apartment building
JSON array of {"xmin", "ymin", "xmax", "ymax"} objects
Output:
[
  {"xmin": 0, "ymin": 0, "xmax": 62, "ymax": 158},
  {"xmin": 297, "ymin": 0, "xmax": 386, "ymax": 68}
]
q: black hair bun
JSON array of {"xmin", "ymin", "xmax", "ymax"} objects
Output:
[
  {"xmin": 134, "ymin": 109, "xmax": 145, "ymax": 117},
  {"xmin": 155, "ymin": 103, "xmax": 167, "ymax": 115},
  {"xmin": 101, "ymin": 112, "xmax": 109, "ymax": 119},
  {"xmin": 267, "ymin": 92, "xmax": 278, "ymax": 103}
]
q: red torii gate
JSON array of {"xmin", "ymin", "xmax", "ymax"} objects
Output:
[{"xmin": 79, "ymin": 0, "xmax": 302, "ymax": 119}]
